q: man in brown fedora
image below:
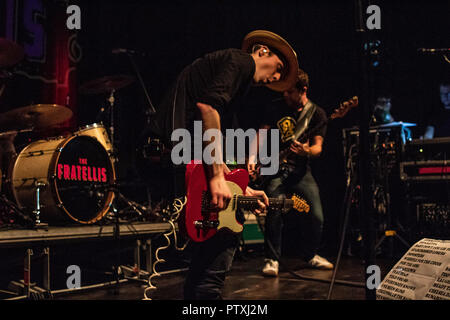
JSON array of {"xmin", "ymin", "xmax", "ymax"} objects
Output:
[{"xmin": 148, "ymin": 30, "xmax": 298, "ymax": 299}]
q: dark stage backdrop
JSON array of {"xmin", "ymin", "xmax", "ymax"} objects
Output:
[{"xmin": 1, "ymin": 0, "xmax": 449, "ymax": 254}]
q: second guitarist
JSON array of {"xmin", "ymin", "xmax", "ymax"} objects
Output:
[{"xmin": 248, "ymin": 68, "xmax": 334, "ymax": 276}]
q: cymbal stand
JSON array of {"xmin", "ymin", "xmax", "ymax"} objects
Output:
[
  {"xmin": 33, "ymin": 182, "xmax": 48, "ymax": 229},
  {"xmin": 0, "ymin": 193, "xmax": 34, "ymax": 227},
  {"xmin": 103, "ymin": 87, "xmax": 148, "ymax": 218},
  {"xmin": 104, "ymin": 182, "xmax": 148, "ymax": 291},
  {"xmin": 107, "ymin": 89, "xmax": 117, "ymax": 163}
]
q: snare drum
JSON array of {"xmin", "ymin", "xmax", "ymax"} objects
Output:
[
  {"xmin": 9, "ymin": 135, "xmax": 115, "ymax": 224},
  {"xmin": 75, "ymin": 123, "xmax": 112, "ymax": 154}
]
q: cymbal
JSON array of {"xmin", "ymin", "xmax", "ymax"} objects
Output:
[
  {"xmin": 0, "ymin": 38, "xmax": 24, "ymax": 68},
  {"xmin": 0, "ymin": 104, "xmax": 73, "ymax": 130},
  {"xmin": 79, "ymin": 74, "xmax": 135, "ymax": 95},
  {"xmin": 379, "ymin": 121, "xmax": 417, "ymax": 128}
]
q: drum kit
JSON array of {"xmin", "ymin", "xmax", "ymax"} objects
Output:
[{"xmin": 0, "ymin": 38, "xmax": 145, "ymax": 228}]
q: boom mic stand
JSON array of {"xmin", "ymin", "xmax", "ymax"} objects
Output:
[
  {"xmin": 104, "ymin": 49, "xmax": 158, "ymax": 288},
  {"xmin": 122, "ymin": 49, "xmax": 158, "ymax": 213},
  {"xmin": 327, "ymin": 144, "xmax": 359, "ymax": 299},
  {"xmin": 123, "ymin": 49, "xmax": 157, "ymax": 123}
]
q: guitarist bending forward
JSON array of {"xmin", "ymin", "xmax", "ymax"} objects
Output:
[
  {"xmin": 149, "ymin": 30, "xmax": 300, "ymax": 299},
  {"xmin": 248, "ymin": 68, "xmax": 334, "ymax": 275}
]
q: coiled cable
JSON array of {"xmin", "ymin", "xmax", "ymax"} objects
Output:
[{"xmin": 143, "ymin": 196, "xmax": 188, "ymax": 300}]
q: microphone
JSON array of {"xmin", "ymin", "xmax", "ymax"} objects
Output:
[
  {"xmin": 417, "ymin": 48, "xmax": 450, "ymax": 54},
  {"xmin": 112, "ymin": 48, "xmax": 137, "ymax": 55}
]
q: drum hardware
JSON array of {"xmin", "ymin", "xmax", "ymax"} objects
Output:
[
  {"xmin": 141, "ymin": 137, "xmax": 165, "ymax": 163},
  {"xmin": 108, "ymin": 89, "xmax": 117, "ymax": 163},
  {"xmin": 32, "ymin": 182, "xmax": 48, "ymax": 229},
  {"xmin": 0, "ymin": 193, "xmax": 34, "ymax": 227},
  {"xmin": 100, "ymin": 183, "xmax": 147, "ymax": 217}
]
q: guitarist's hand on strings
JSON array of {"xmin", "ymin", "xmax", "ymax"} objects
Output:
[
  {"xmin": 209, "ymin": 174, "xmax": 232, "ymax": 210},
  {"xmin": 245, "ymin": 186, "xmax": 269, "ymax": 215},
  {"xmin": 289, "ymin": 140, "xmax": 311, "ymax": 157},
  {"xmin": 247, "ymin": 162, "xmax": 260, "ymax": 181}
]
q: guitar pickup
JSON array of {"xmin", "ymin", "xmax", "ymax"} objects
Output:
[{"xmin": 194, "ymin": 220, "xmax": 219, "ymax": 229}]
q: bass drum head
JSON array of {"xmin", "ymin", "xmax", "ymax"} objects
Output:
[{"xmin": 53, "ymin": 135, "xmax": 115, "ymax": 224}]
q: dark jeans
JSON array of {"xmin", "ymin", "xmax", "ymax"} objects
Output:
[
  {"xmin": 264, "ymin": 165, "xmax": 324, "ymax": 262},
  {"xmin": 184, "ymin": 232, "xmax": 240, "ymax": 300}
]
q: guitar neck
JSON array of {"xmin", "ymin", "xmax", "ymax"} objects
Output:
[{"xmin": 237, "ymin": 195, "xmax": 293, "ymax": 211}]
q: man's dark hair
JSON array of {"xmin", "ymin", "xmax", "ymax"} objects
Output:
[{"xmin": 295, "ymin": 68, "xmax": 309, "ymax": 92}]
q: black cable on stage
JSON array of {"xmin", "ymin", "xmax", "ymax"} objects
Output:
[{"xmin": 255, "ymin": 214, "xmax": 365, "ymax": 290}]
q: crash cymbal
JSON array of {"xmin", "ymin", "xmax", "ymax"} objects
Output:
[
  {"xmin": 0, "ymin": 38, "xmax": 24, "ymax": 68},
  {"xmin": 379, "ymin": 121, "xmax": 417, "ymax": 128},
  {"xmin": 0, "ymin": 104, "xmax": 73, "ymax": 130},
  {"xmin": 79, "ymin": 74, "xmax": 135, "ymax": 95}
]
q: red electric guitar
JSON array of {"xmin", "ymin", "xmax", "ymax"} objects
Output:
[{"xmin": 182, "ymin": 162, "xmax": 310, "ymax": 242}]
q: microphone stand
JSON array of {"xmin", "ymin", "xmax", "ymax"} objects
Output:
[
  {"xmin": 123, "ymin": 50, "xmax": 158, "ymax": 214},
  {"xmin": 105, "ymin": 49, "xmax": 159, "ymax": 288},
  {"xmin": 102, "ymin": 181, "xmax": 148, "ymax": 292},
  {"xmin": 124, "ymin": 51, "xmax": 157, "ymax": 122},
  {"xmin": 354, "ymin": 0, "xmax": 377, "ymax": 300}
]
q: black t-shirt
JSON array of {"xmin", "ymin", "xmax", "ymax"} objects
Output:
[
  {"xmin": 149, "ymin": 48, "xmax": 255, "ymax": 145},
  {"xmin": 261, "ymin": 99, "xmax": 327, "ymax": 171}
]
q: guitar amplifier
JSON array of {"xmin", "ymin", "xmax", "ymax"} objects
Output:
[
  {"xmin": 403, "ymin": 137, "xmax": 450, "ymax": 162},
  {"xmin": 342, "ymin": 125, "xmax": 405, "ymax": 175},
  {"xmin": 400, "ymin": 160, "xmax": 450, "ymax": 181},
  {"xmin": 400, "ymin": 138, "xmax": 450, "ymax": 181}
]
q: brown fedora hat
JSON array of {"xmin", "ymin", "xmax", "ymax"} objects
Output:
[{"xmin": 242, "ymin": 30, "xmax": 298, "ymax": 92}]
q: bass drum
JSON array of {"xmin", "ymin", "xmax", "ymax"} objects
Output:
[
  {"xmin": 9, "ymin": 135, "xmax": 115, "ymax": 224},
  {"xmin": 75, "ymin": 123, "xmax": 112, "ymax": 154}
]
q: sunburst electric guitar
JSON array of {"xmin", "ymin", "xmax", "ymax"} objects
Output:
[{"xmin": 183, "ymin": 162, "xmax": 310, "ymax": 242}]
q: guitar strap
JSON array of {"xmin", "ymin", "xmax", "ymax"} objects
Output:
[{"xmin": 292, "ymin": 100, "xmax": 316, "ymax": 141}]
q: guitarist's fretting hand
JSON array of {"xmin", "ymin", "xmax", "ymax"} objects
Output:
[
  {"xmin": 289, "ymin": 140, "xmax": 311, "ymax": 157},
  {"xmin": 247, "ymin": 163, "xmax": 260, "ymax": 180}
]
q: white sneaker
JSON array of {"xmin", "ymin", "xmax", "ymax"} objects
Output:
[
  {"xmin": 307, "ymin": 255, "xmax": 334, "ymax": 270},
  {"xmin": 262, "ymin": 259, "xmax": 279, "ymax": 277}
]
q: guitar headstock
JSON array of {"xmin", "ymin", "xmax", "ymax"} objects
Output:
[
  {"xmin": 330, "ymin": 96, "xmax": 359, "ymax": 120},
  {"xmin": 291, "ymin": 194, "xmax": 310, "ymax": 213}
]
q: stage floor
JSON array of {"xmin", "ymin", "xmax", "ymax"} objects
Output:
[{"xmin": 52, "ymin": 252, "xmax": 397, "ymax": 300}]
